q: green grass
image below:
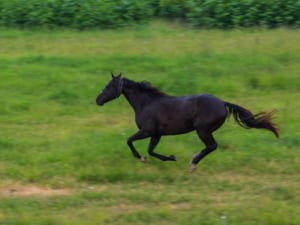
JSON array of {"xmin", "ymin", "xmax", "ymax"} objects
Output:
[{"xmin": 0, "ymin": 22, "xmax": 300, "ymax": 224}]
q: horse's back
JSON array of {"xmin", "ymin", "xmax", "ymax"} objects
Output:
[
  {"xmin": 153, "ymin": 94, "xmax": 227, "ymax": 122},
  {"xmin": 192, "ymin": 94, "xmax": 226, "ymax": 112},
  {"xmin": 138, "ymin": 94, "xmax": 227, "ymax": 135}
]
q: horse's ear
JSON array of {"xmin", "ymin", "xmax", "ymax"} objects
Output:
[
  {"xmin": 117, "ymin": 72, "xmax": 122, "ymax": 78},
  {"xmin": 111, "ymin": 72, "xmax": 115, "ymax": 79}
]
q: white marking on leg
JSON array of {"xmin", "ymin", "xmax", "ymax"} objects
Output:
[
  {"xmin": 140, "ymin": 156, "xmax": 147, "ymax": 162},
  {"xmin": 190, "ymin": 163, "xmax": 197, "ymax": 173}
]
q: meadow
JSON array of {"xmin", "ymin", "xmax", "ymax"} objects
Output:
[{"xmin": 0, "ymin": 22, "xmax": 300, "ymax": 224}]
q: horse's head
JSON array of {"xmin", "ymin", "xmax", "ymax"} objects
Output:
[{"xmin": 96, "ymin": 73, "xmax": 124, "ymax": 106}]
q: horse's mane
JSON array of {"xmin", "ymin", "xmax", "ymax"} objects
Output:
[{"xmin": 124, "ymin": 78, "xmax": 168, "ymax": 97}]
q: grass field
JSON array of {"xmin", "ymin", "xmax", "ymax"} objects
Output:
[{"xmin": 0, "ymin": 21, "xmax": 300, "ymax": 224}]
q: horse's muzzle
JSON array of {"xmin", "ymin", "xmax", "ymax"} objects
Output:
[{"xmin": 96, "ymin": 97, "xmax": 105, "ymax": 106}]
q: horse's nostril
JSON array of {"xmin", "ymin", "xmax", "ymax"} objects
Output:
[
  {"xmin": 96, "ymin": 100, "xmax": 104, "ymax": 106},
  {"xmin": 96, "ymin": 97, "xmax": 104, "ymax": 106}
]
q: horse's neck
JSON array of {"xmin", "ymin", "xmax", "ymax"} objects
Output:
[{"xmin": 122, "ymin": 88, "xmax": 152, "ymax": 113}]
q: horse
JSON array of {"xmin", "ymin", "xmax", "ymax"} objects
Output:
[{"xmin": 96, "ymin": 73, "xmax": 279, "ymax": 172}]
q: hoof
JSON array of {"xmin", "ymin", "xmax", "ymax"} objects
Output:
[
  {"xmin": 190, "ymin": 163, "xmax": 197, "ymax": 173},
  {"xmin": 140, "ymin": 156, "xmax": 147, "ymax": 162},
  {"xmin": 169, "ymin": 155, "xmax": 176, "ymax": 161}
]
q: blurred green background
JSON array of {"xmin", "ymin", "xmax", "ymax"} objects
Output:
[
  {"xmin": 0, "ymin": 1, "xmax": 300, "ymax": 225},
  {"xmin": 0, "ymin": 0, "xmax": 300, "ymax": 29}
]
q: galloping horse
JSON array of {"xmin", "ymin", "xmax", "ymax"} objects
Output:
[{"xmin": 96, "ymin": 73, "xmax": 279, "ymax": 172}]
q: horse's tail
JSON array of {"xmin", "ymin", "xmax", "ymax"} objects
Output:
[{"xmin": 225, "ymin": 102, "xmax": 279, "ymax": 138}]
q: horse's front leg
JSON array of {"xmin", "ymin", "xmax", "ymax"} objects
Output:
[
  {"xmin": 148, "ymin": 136, "xmax": 176, "ymax": 161},
  {"xmin": 127, "ymin": 130, "xmax": 149, "ymax": 162}
]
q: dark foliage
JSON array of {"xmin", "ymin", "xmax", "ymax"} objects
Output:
[{"xmin": 0, "ymin": 0, "xmax": 299, "ymax": 29}]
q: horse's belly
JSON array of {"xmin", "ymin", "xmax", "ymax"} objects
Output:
[{"xmin": 158, "ymin": 119, "xmax": 194, "ymax": 135}]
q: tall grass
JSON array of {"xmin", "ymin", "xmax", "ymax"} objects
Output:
[{"xmin": 0, "ymin": 23, "xmax": 299, "ymax": 224}]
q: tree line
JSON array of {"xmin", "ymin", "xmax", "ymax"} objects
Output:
[{"xmin": 0, "ymin": 0, "xmax": 299, "ymax": 29}]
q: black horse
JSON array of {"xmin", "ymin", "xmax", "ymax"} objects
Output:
[{"xmin": 96, "ymin": 73, "xmax": 279, "ymax": 171}]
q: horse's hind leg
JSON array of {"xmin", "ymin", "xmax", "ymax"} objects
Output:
[
  {"xmin": 190, "ymin": 130, "xmax": 217, "ymax": 172},
  {"xmin": 148, "ymin": 136, "xmax": 176, "ymax": 161}
]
